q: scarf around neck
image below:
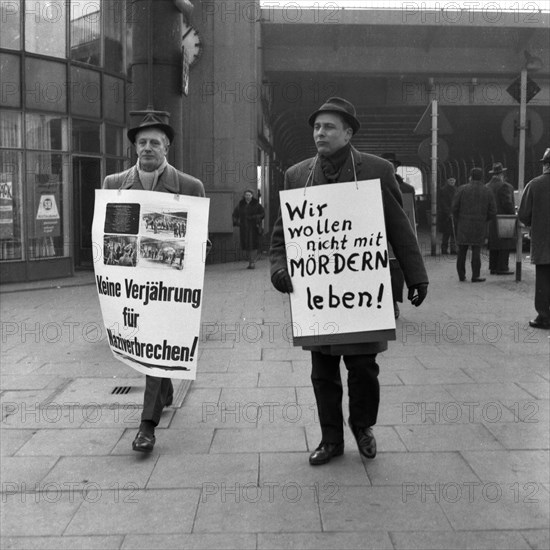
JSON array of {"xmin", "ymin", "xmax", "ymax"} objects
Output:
[
  {"xmin": 320, "ymin": 143, "xmax": 351, "ymax": 182},
  {"xmin": 137, "ymin": 158, "xmax": 168, "ymax": 190}
]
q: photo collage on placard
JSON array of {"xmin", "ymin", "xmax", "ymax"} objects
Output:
[{"xmin": 102, "ymin": 203, "xmax": 189, "ymax": 271}]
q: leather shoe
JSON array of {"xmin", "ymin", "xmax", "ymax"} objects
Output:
[
  {"xmin": 350, "ymin": 424, "xmax": 376, "ymax": 459},
  {"xmin": 132, "ymin": 431, "xmax": 155, "ymax": 453},
  {"xmin": 528, "ymin": 317, "xmax": 550, "ymax": 329},
  {"xmin": 309, "ymin": 442, "xmax": 344, "ymax": 466},
  {"xmin": 471, "ymin": 278, "xmax": 486, "ymax": 282}
]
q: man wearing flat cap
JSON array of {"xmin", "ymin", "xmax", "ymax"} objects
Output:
[
  {"xmin": 103, "ymin": 111, "xmax": 206, "ymax": 452},
  {"xmin": 519, "ymin": 147, "xmax": 550, "ymax": 329},
  {"xmin": 269, "ymin": 97, "xmax": 428, "ymax": 465},
  {"xmin": 485, "ymin": 162, "xmax": 516, "ymax": 275}
]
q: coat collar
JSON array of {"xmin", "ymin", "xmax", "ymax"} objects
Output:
[
  {"xmin": 306, "ymin": 145, "xmax": 363, "ymax": 185},
  {"xmin": 119, "ymin": 164, "xmax": 180, "ymax": 193}
]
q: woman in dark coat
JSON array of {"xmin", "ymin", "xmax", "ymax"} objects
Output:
[{"xmin": 232, "ymin": 189, "xmax": 265, "ymax": 269}]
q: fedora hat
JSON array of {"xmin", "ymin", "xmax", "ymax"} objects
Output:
[
  {"xmin": 127, "ymin": 111, "xmax": 175, "ymax": 144},
  {"xmin": 381, "ymin": 153, "xmax": 401, "ymax": 167},
  {"xmin": 488, "ymin": 162, "xmax": 507, "ymax": 175},
  {"xmin": 308, "ymin": 97, "xmax": 361, "ymax": 135},
  {"xmin": 540, "ymin": 148, "xmax": 550, "ymax": 162}
]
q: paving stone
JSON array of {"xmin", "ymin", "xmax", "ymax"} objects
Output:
[
  {"xmin": 417, "ymin": 355, "xmax": 492, "ymax": 370},
  {"xmin": 461, "ymin": 450, "xmax": 549, "ymax": 483},
  {"xmin": 1, "ymin": 389, "xmax": 61, "ymax": 417},
  {"xmin": 65, "ymin": 488, "xmax": 200, "ymax": 535},
  {"xmin": 41, "ymin": 455, "xmax": 156, "ymax": 489},
  {"xmin": 16, "ymin": 428, "xmax": 123, "ymax": 456},
  {"xmin": 1, "ymin": 403, "xmax": 87, "ymax": 430},
  {"xmin": 390, "ymin": 530, "xmax": 531, "ymax": 549},
  {"xmin": 121, "ymin": 533, "xmax": 256, "ymax": 549},
  {"xmin": 395, "ymin": 424, "xmax": 502, "ymax": 451},
  {"xmin": 396, "ymin": 368, "xmax": 474, "ymax": 385},
  {"xmin": 36, "ymin": 361, "xmax": 138, "ymax": 378},
  {"xmin": 110, "ymin": 428, "xmax": 214, "ymax": 455},
  {"xmin": 260, "ymin": 451, "xmax": 370, "ymax": 490},
  {"xmin": 0, "ymin": 493, "xmax": 82, "ymax": 536},
  {"xmin": 258, "ymin": 531, "xmax": 393, "ymax": 549},
  {"xmin": 0, "ymin": 536, "xmax": 124, "ymax": 549},
  {"xmin": 193, "ymin": 371, "xmax": 259, "ymax": 389},
  {"xmin": 365, "ymin": 451, "xmax": 480, "ymax": 486},
  {"xmin": 517, "ymin": 381, "xmax": 549, "ymax": 400},
  {"xmin": 438, "ymin": 485, "xmax": 549, "ymax": 530},
  {"xmin": 51, "ymin": 378, "xmax": 146, "ymax": 407},
  {"xmin": 256, "ymin": 404, "xmax": 320, "ymax": 428},
  {"xmin": 319, "ymin": 485, "xmax": 450, "ymax": 531},
  {"xmin": 210, "ymin": 427, "xmax": 306, "ymax": 453},
  {"xmin": 258, "ymin": 369, "xmax": 311, "ymax": 387},
  {"xmin": 228, "ymin": 359, "xmax": 293, "ymax": 373},
  {"xmin": 521, "ymin": 529, "xmax": 550, "ymax": 550},
  {"xmin": 148, "ymin": 452, "xmax": 258, "ymax": 488},
  {"xmin": 0, "ymin": 374, "xmax": 63, "ymax": 391},
  {"xmin": 219, "ymin": 386, "xmax": 297, "ymax": 408},
  {"xmin": 0, "ymin": 429, "xmax": 34, "ymax": 455},
  {"xmin": 444, "ymin": 382, "xmax": 535, "ymax": 402},
  {"xmin": 194, "ymin": 484, "xmax": 321, "ymax": 533},
  {"xmin": 0, "ymin": 456, "xmax": 58, "ymax": 488},
  {"xmin": 484, "ymin": 421, "xmax": 550, "ymax": 450}
]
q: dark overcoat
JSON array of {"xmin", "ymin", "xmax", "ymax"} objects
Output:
[
  {"xmin": 486, "ymin": 177, "xmax": 516, "ymax": 250},
  {"xmin": 437, "ymin": 183, "xmax": 456, "ymax": 231},
  {"xmin": 452, "ymin": 181, "xmax": 496, "ymax": 245},
  {"xmin": 232, "ymin": 197, "xmax": 265, "ymax": 251},
  {"xmin": 518, "ymin": 172, "xmax": 550, "ymax": 265},
  {"xmin": 270, "ymin": 146, "xmax": 428, "ymax": 355},
  {"xmin": 102, "ymin": 164, "xmax": 205, "ymax": 197}
]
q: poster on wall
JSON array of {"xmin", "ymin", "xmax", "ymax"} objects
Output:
[
  {"xmin": 34, "ymin": 187, "xmax": 61, "ymax": 238},
  {"xmin": 0, "ymin": 181, "xmax": 14, "ymax": 239},
  {"xmin": 280, "ymin": 180, "xmax": 396, "ymax": 347},
  {"xmin": 92, "ymin": 189, "xmax": 210, "ymax": 380}
]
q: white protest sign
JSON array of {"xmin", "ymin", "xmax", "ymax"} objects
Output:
[
  {"xmin": 92, "ymin": 189, "xmax": 209, "ymax": 379},
  {"xmin": 280, "ymin": 180, "xmax": 396, "ymax": 346}
]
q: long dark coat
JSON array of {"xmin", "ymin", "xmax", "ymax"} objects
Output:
[
  {"xmin": 452, "ymin": 181, "xmax": 496, "ymax": 245},
  {"xmin": 437, "ymin": 183, "xmax": 456, "ymax": 231},
  {"xmin": 270, "ymin": 146, "xmax": 428, "ymax": 355},
  {"xmin": 486, "ymin": 177, "xmax": 516, "ymax": 250},
  {"xmin": 518, "ymin": 172, "xmax": 550, "ymax": 264},
  {"xmin": 232, "ymin": 197, "xmax": 265, "ymax": 251}
]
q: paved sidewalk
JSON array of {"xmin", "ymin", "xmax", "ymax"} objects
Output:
[{"xmin": 1, "ymin": 237, "xmax": 549, "ymax": 550}]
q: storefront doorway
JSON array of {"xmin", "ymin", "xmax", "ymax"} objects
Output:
[{"xmin": 73, "ymin": 156, "xmax": 101, "ymax": 268}]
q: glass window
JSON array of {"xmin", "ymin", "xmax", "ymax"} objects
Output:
[
  {"xmin": 70, "ymin": 66, "xmax": 101, "ymax": 118},
  {"xmin": 1, "ymin": 0, "xmax": 21, "ymax": 50},
  {"xmin": 26, "ymin": 151, "xmax": 69, "ymax": 259},
  {"xmin": 103, "ymin": 75, "xmax": 125, "ymax": 122},
  {"xmin": 70, "ymin": 1, "xmax": 101, "ymax": 66},
  {"xmin": 25, "ymin": 58, "xmax": 67, "ymax": 113},
  {"xmin": 106, "ymin": 158, "xmax": 125, "ymax": 177},
  {"xmin": 0, "ymin": 150, "xmax": 23, "ymax": 261},
  {"xmin": 0, "ymin": 53, "xmax": 21, "ymax": 108},
  {"xmin": 105, "ymin": 124, "xmax": 124, "ymax": 156},
  {"xmin": 104, "ymin": 0, "xmax": 124, "ymax": 73},
  {"xmin": 0, "ymin": 111, "xmax": 22, "ymax": 148},
  {"xmin": 25, "ymin": 114, "xmax": 68, "ymax": 151},
  {"xmin": 72, "ymin": 119, "xmax": 100, "ymax": 153},
  {"xmin": 25, "ymin": 0, "xmax": 67, "ymax": 58}
]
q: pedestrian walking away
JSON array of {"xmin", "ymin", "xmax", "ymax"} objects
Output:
[
  {"xmin": 518, "ymin": 147, "xmax": 550, "ymax": 329},
  {"xmin": 102, "ymin": 111, "xmax": 207, "ymax": 453},
  {"xmin": 486, "ymin": 162, "xmax": 516, "ymax": 275},
  {"xmin": 452, "ymin": 167, "xmax": 497, "ymax": 282},
  {"xmin": 269, "ymin": 97, "xmax": 428, "ymax": 466},
  {"xmin": 232, "ymin": 188, "xmax": 265, "ymax": 269}
]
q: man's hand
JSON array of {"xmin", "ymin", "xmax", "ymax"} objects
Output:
[
  {"xmin": 408, "ymin": 283, "xmax": 428, "ymax": 307},
  {"xmin": 271, "ymin": 268, "xmax": 293, "ymax": 293}
]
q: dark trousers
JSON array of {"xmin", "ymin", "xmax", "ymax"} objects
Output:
[
  {"xmin": 311, "ymin": 351, "xmax": 380, "ymax": 443},
  {"xmin": 489, "ymin": 250, "xmax": 510, "ymax": 273},
  {"xmin": 390, "ymin": 259, "xmax": 405, "ymax": 303},
  {"xmin": 535, "ymin": 264, "xmax": 550, "ymax": 320},
  {"xmin": 141, "ymin": 375, "xmax": 173, "ymax": 426},
  {"xmin": 456, "ymin": 245, "xmax": 481, "ymax": 280},
  {"xmin": 441, "ymin": 220, "xmax": 455, "ymax": 252}
]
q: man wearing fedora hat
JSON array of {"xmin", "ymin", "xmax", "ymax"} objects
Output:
[
  {"xmin": 270, "ymin": 97, "xmax": 428, "ymax": 465},
  {"xmin": 486, "ymin": 162, "xmax": 516, "ymax": 275},
  {"xmin": 519, "ymin": 148, "xmax": 550, "ymax": 329},
  {"xmin": 103, "ymin": 111, "xmax": 206, "ymax": 452}
]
